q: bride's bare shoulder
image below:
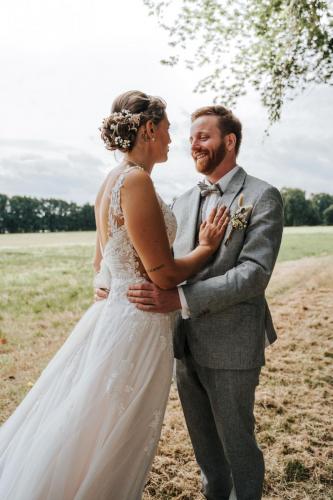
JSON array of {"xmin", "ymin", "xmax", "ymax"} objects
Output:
[
  {"xmin": 96, "ymin": 166, "xmax": 155, "ymax": 219},
  {"xmin": 121, "ymin": 167, "xmax": 152, "ymax": 189}
]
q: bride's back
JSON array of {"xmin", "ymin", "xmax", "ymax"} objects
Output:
[
  {"xmin": 95, "ymin": 165, "xmax": 146, "ymax": 282},
  {"xmin": 95, "ymin": 165, "xmax": 125, "ymax": 250},
  {"xmin": 95, "ymin": 164, "xmax": 177, "ymax": 286}
]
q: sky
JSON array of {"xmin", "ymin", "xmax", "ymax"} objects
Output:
[{"xmin": 1, "ymin": 0, "xmax": 332, "ymax": 205}]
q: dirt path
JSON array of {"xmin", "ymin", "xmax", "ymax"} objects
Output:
[{"xmin": 144, "ymin": 256, "xmax": 333, "ymax": 499}]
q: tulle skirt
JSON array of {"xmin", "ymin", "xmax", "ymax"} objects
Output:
[{"xmin": 0, "ymin": 280, "xmax": 174, "ymax": 499}]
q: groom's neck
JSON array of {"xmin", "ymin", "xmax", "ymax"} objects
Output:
[{"xmin": 207, "ymin": 158, "xmax": 237, "ymax": 184}]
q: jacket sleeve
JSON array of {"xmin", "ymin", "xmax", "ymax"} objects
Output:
[{"xmin": 182, "ymin": 186, "xmax": 284, "ymax": 318}]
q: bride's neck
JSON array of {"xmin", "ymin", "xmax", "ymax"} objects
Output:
[{"xmin": 124, "ymin": 152, "xmax": 154, "ymax": 175}]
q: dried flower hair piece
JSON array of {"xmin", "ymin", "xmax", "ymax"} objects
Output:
[
  {"xmin": 109, "ymin": 109, "xmax": 142, "ymax": 128},
  {"xmin": 100, "ymin": 108, "xmax": 142, "ymax": 151}
]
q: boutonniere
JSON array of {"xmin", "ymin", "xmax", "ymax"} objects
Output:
[{"xmin": 224, "ymin": 193, "xmax": 253, "ymax": 246}]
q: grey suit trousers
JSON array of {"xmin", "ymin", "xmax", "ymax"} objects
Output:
[{"xmin": 176, "ymin": 348, "xmax": 264, "ymax": 500}]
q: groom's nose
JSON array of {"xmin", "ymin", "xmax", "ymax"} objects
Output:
[{"xmin": 191, "ymin": 140, "xmax": 201, "ymax": 153}]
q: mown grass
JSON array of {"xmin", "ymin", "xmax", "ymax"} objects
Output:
[
  {"xmin": 1, "ymin": 230, "xmax": 333, "ymax": 498},
  {"xmin": 0, "ymin": 228, "xmax": 332, "ymax": 415},
  {"xmin": 144, "ymin": 256, "xmax": 333, "ymax": 499},
  {"xmin": 0, "ymin": 245, "xmax": 95, "ymax": 417},
  {"xmin": 1, "ymin": 226, "xmax": 332, "ymax": 262},
  {"xmin": 1, "ymin": 246, "xmax": 94, "ymax": 316},
  {"xmin": 278, "ymin": 230, "xmax": 333, "ymax": 262}
]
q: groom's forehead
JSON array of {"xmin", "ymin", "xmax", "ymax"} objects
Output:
[{"xmin": 190, "ymin": 115, "xmax": 220, "ymax": 136}]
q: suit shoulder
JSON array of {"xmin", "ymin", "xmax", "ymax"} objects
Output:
[
  {"xmin": 244, "ymin": 172, "xmax": 274, "ymax": 191},
  {"xmin": 172, "ymin": 186, "xmax": 197, "ymax": 208},
  {"xmin": 244, "ymin": 173, "xmax": 281, "ymax": 199}
]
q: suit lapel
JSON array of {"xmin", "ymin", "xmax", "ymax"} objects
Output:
[
  {"xmin": 220, "ymin": 166, "xmax": 247, "ymax": 210},
  {"xmin": 174, "ymin": 187, "xmax": 201, "ymax": 255},
  {"xmin": 174, "ymin": 168, "xmax": 247, "ymax": 258},
  {"xmin": 219, "ymin": 167, "xmax": 247, "ymax": 248}
]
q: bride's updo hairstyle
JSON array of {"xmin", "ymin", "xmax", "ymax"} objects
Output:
[{"xmin": 100, "ymin": 90, "xmax": 166, "ymax": 152}]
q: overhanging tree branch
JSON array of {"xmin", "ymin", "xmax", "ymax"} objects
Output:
[{"xmin": 143, "ymin": 0, "xmax": 333, "ymax": 124}]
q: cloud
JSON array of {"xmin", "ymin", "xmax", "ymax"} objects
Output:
[
  {"xmin": 231, "ymin": 86, "xmax": 333, "ymax": 196},
  {"xmin": 0, "ymin": 139, "xmax": 106, "ymax": 203}
]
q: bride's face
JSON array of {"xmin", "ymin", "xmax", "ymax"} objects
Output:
[{"xmin": 153, "ymin": 115, "xmax": 171, "ymax": 163}]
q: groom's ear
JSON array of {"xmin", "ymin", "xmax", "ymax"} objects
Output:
[{"xmin": 224, "ymin": 133, "xmax": 237, "ymax": 153}]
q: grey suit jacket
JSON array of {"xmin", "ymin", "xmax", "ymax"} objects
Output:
[{"xmin": 172, "ymin": 167, "xmax": 284, "ymax": 370}]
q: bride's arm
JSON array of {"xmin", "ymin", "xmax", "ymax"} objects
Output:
[
  {"xmin": 122, "ymin": 169, "xmax": 228, "ymax": 290},
  {"xmin": 93, "ymin": 233, "xmax": 103, "ymax": 273},
  {"xmin": 92, "ymin": 233, "xmax": 112, "ymax": 292},
  {"xmin": 93, "ymin": 176, "xmax": 113, "ymax": 291}
]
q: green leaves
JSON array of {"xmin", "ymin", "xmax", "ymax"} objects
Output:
[{"xmin": 143, "ymin": 0, "xmax": 333, "ymax": 125}]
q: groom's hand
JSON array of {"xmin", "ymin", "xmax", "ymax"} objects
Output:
[
  {"xmin": 94, "ymin": 288, "xmax": 109, "ymax": 302},
  {"xmin": 127, "ymin": 282, "xmax": 181, "ymax": 313}
]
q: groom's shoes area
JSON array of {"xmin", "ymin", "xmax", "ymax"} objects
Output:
[
  {"xmin": 203, "ymin": 494, "xmax": 236, "ymax": 500},
  {"xmin": 201, "ymin": 475, "xmax": 233, "ymax": 500},
  {"xmin": 203, "ymin": 485, "xmax": 237, "ymax": 500},
  {"xmin": 203, "ymin": 484, "xmax": 247, "ymax": 500},
  {"xmin": 202, "ymin": 490, "xmax": 235, "ymax": 500}
]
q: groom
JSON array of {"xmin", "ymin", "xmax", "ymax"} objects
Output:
[{"xmin": 126, "ymin": 105, "xmax": 284, "ymax": 500}]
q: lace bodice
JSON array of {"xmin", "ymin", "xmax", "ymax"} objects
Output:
[{"xmin": 100, "ymin": 166, "xmax": 177, "ymax": 285}]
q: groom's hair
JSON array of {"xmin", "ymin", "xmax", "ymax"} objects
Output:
[{"xmin": 191, "ymin": 105, "xmax": 242, "ymax": 156}]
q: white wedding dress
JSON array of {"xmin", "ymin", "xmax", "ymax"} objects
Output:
[{"xmin": 0, "ymin": 166, "xmax": 177, "ymax": 500}]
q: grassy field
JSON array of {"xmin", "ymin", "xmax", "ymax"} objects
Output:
[
  {"xmin": 1, "ymin": 226, "xmax": 332, "ymax": 261},
  {"xmin": 278, "ymin": 227, "xmax": 333, "ymax": 262},
  {"xmin": 0, "ymin": 228, "xmax": 332, "ymax": 499}
]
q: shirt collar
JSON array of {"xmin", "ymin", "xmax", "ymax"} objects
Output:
[{"xmin": 205, "ymin": 165, "xmax": 240, "ymax": 193}]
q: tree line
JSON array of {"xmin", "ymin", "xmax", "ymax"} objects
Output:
[
  {"xmin": 0, "ymin": 194, "xmax": 95, "ymax": 233},
  {"xmin": 281, "ymin": 188, "xmax": 333, "ymax": 226},
  {"xmin": 0, "ymin": 189, "xmax": 333, "ymax": 233}
]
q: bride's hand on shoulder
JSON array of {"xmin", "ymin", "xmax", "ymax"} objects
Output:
[{"xmin": 199, "ymin": 205, "xmax": 230, "ymax": 252}]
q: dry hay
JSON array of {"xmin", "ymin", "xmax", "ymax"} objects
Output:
[
  {"xmin": 143, "ymin": 257, "xmax": 333, "ymax": 499},
  {"xmin": 1, "ymin": 256, "xmax": 332, "ymax": 499}
]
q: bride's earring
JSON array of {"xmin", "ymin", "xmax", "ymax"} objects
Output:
[{"xmin": 142, "ymin": 132, "xmax": 149, "ymax": 142}]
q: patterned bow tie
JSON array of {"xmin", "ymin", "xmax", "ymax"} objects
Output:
[{"xmin": 197, "ymin": 181, "xmax": 222, "ymax": 197}]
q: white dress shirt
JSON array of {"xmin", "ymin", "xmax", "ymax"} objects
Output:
[{"xmin": 178, "ymin": 165, "xmax": 240, "ymax": 319}]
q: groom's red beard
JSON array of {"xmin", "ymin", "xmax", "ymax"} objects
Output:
[{"xmin": 193, "ymin": 141, "xmax": 227, "ymax": 176}]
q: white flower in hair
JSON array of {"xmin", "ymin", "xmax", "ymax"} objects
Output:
[{"xmin": 100, "ymin": 108, "xmax": 143, "ymax": 151}]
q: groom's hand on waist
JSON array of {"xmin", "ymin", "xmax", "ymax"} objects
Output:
[
  {"xmin": 127, "ymin": 282, "xmax": 181, "ymax": 313},
  {"xmin": 94, "ymin": 288, "xmax": 109, "ymax": 302}
]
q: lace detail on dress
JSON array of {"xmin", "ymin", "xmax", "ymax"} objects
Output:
[
  {"xmin": 107, "ymin": 166, "xmax": 139, "ymax": 238},
  {"xmin": 102, "ymin": 165, "xmax": 177, "ymax": 286},
  {"xmin": 108, "ymin": 167, "xmax": 141, "ymax": 231},
  {"xmin": 104, "ymin": 166, "xmax": 147, "ymax": 281}
]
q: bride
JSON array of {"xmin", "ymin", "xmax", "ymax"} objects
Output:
[{"xmin": 0, "ymin": 90, "xmax": 229, "ymax": 499}]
